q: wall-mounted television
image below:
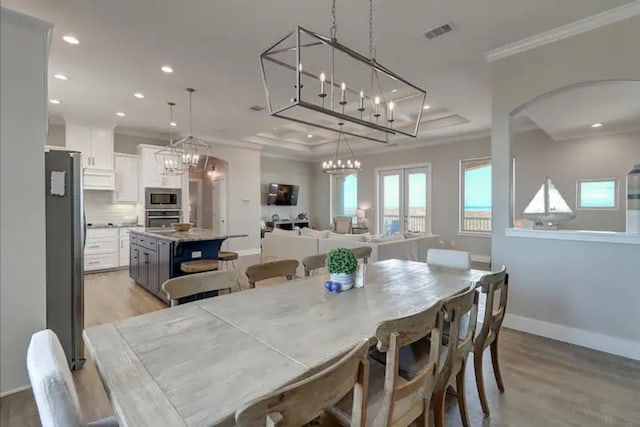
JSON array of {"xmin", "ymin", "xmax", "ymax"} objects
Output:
[{"xmin": 267, "ymin": 183, "xmax": 299, "ymax": 206}]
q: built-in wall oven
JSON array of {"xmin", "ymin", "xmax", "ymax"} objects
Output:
[
  {"xmin": 145, "ymin": 210, "xmax": 182, "ymax": 228},
  {"xmin": 145, "ymin": 187, "xmax": 181, "ymax": 210}
]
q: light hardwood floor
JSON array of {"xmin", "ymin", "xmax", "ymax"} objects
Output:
[{"xmin": 1, "ymin": 261, "xmax": 639, "ymax": 426}]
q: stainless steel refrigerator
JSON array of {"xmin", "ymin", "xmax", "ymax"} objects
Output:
[{"xmin": 45, "ymin": 149, "xmax": 85, "ymax": 369}]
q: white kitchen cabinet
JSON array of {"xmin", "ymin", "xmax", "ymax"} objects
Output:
[
  {"xmin": 65, "ymin": 123, "xmax": 114, "ymax": 171},
  {"xmin": 84, "ymin": 228, "xmax": 119, "ymax": 272},
  {"xmin": 118, "ymin": 227, "xmax": 140, "ymax": 267},
  {"xmin": 113, "ymin": 153, "xmax": 139, "ymax": 203},
  {"xmin": 138, "ymin": 144, "xmax": 182, "ymax": 189}
]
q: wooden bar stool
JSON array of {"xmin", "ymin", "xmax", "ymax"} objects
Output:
[
  {"xmin": 218, "ymin": 251, "xmax": 239, "ymax": 270},
  {"xmin": 180, "ymin": 259, "xmax": 219, "ymax": 274}
]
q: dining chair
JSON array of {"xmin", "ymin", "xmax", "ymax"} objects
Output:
[
  {"xmin": 330, "ymin": 301, "xmax": 445, "ymax": 427},
  {"xmin": 391, "ymin": 286, "xmax": 478, "ymax": 427},
  {"xmin": 27, "ymin": 329, "xmax": 119, "ymax": 427},
  {"xmin": 334, "ymin": 216, "xmax": 353, "ymax": 234},
  {"xmin": 426, "ymin": 249, "xmax": 471, "ymax": 269},
  {"xmin": 350, "ymin": 246, "xmax": 373, "ymax": 264},
  {"xmin": 235, "ymin": 339, "xmax": 370, "ymax": 427},
  {"xmin": 245, "ymin": 259, "xmax": 299, "ymax": 288},
  {"xmin": 302, "ymin": 253, "xmax": 327, "ymax": 277},
  {"xmin": 473, "ymin": 266, "xmax": 509, "ymax": 416},
  {"xmin": 162, "ymin": 270, "xmax": 240, "ymax": 306}
]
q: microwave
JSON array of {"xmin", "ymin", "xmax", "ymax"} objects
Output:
[{"xmin": 145, "ymin": 188, "xmax": 181, "ymax": 209}]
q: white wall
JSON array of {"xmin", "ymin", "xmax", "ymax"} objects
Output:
[
  {"xmin": 260, "ymin": 156, "xmax": 317, "ymax": 226},
  {"xmin": 491, "ymin": 16, "xmax": 640, "ymax": 359},
  {"xmin": 0, "ymin": 8, "xmax": 52, "ymax": 395},
  {"xmin": 208, "ymin": 143, "xmax": 262, "ymax": 254}
]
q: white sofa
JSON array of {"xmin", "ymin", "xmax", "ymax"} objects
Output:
[{"xmin": 262, "ymin": 229, "xmax": 441, "ymax": 277}]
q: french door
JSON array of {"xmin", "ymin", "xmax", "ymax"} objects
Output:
[{"xmin": 378, "ymin": 165, "xmax": 430, "ymax": 235}]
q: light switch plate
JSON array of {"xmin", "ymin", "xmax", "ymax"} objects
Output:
[{"xmin": 191, "ymin": 251, "xmax": 202, "ymax": 259}]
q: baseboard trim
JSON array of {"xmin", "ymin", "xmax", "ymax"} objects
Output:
[
  {"xmin": 503, "ymin": 313, "xmax": 640, "ymax": 361},
  {"xmin": 0, "ymin": 384, "xmax": 30, "ymax": 398},
  {"xmin": 471, "ymin": 254, "xmax": 492, "ymax": 264},
  {"xmin": 235, "ymin": 248, "xmax": 262, "ymax": 257}
]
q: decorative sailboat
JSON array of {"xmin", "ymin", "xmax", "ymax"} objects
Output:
[{"xmin": 522, "ymin": 177, "xmax": 576, "ymax": 230}]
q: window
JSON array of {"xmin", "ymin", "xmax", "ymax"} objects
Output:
[
  {"xmin": 377, "ymin": 164, "xmax": 430, "ymax": 235},
  {"xmin": 331, "ymin": 174, "xmax": 358, "ymax": 217},
  {"xmin": 460, "ymin": 158, "xmax": 492, "ymax": 233},
  {"xmin": 577, "ymin": 178, "xmax": 617, "ymax": 209}
]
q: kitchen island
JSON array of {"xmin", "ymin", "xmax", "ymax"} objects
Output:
[{"xmin": 129, "ymin": 229, "xmax": 247, "ymax": 303}]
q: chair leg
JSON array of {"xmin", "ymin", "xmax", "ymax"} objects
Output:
[
  {"xmin": 433, "ymin": 389, "xmax": 446, "ymax": 427},
  {"xmin": 490, "ymin": 336, "xmax": 505, "ymax": 392},
  {"xmin": 456, "ymin": 360, "xmax": 471, "ymax": 427},
  {"xmin": 474, "ymin": 348, "xmax": 491, "ymax": 416}
]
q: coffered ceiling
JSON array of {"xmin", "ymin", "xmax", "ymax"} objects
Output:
[{"xmin": 2, "ymin": 0, "xmax": 635, "ymax": 159}]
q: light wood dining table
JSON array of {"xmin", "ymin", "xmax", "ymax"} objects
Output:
[{"xmin": 83, "ymin": 259, "xmax": 488, "ymax": 427}]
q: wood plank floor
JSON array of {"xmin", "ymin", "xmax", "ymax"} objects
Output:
[{"xmin": 2, "ymin": 261, "xmax": 639, "ymax": 426}]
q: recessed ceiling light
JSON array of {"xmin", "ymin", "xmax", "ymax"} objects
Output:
[
  {"xmin": 391, "ymin": 89, "xmax": 398, "ymax": 93},
  {"xmin": 591, "ymin": 123, "xmax": 603, "ymax": 128},
  {"xmin": 62, "ymin": 35, "xmax": 79, "ymax": 45},
  {"xmin": 49, "ymin": 99, "xmax": 61, "ymax": 104},
  {"xmin": 134, "ymin": 92, "xmax": 145, "ymax": 99},
  {"xmin": 161, "ymin": 65, "xmax": 174, "ymax": 73},
  {"xmin": 273, "ymin": 127, "xmax": 277, "ymax": 130},
  {"xmin": 116, "ymin": 112, "xmax": 126, "ymax": 117},
  {"xmin": 423, "ymin": 104, "xmax": 431, "ymax": 110},
  {"xmin": 169, "ymin": 121, "xmax": 177, "ymax": 127},
  {"xmin": 54, "ymin": 73, "xmax": 69, "ymax": 81},
  {"xmin": 307, "ymin": 134, "xmax": 313, "ymax": 138}
]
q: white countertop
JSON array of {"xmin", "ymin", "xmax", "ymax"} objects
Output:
[{"xmin": 506, "ymin": 228, "xmax": 640, "ymax": 245}]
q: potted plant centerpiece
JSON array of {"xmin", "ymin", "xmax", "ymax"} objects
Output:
[{"xmin": 325, "ymin": 247, "xmax": 358, "ymax": 293}]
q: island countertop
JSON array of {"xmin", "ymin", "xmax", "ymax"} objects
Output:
[{"xmin": 132, "ymin": 228, "xmax": 248, "ymax": 243}]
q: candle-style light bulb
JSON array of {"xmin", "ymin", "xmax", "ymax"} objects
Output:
[
  {"xmin": 359, "ymin": 89, "xmax": 365, "ymax": 111},
  {"xmin": 319, "ymin": 72, "xmax": 326, "ymax": 97},
  {"xmin": 388, "ymin": 101, "xmax": 395, "ymax": 122},
  {"xmin": 374, "ymin": 96, "xmax": 381, "ymax": 117},
  {"xmin": 340, "ymin": 82, "xmax": 346, "ymax": 103}
]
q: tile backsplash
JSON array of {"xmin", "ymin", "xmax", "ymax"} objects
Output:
[{"xmin": 84, "ymin": 191, "xmax": 139, "ymax": 224}]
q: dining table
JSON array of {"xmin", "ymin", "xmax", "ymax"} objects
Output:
[{"xmin": 83, "ymin": 259, "xmax": 488, "ymax": 427}]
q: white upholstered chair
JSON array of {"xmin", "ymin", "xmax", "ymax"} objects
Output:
[
  {"xmin": 426, "ymin": 249, "xmax": 471, "ymax": 269},
  {"xmin": 27, "ymin": 329, "xmax": 118, "ymax": 427},
  {"xmin": 333, "ymin": 216, "xmax": 353, "ymax": 234}
]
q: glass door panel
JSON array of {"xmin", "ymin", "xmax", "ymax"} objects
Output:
[
  {"xmin": 379, "ymin": 170, "xmax": 402, "ymax": 235},
  {"xmin": 404, "ymin": 168, "xmax": 429, "ymax": 232}
]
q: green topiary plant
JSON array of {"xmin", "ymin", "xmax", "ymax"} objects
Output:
[{"xmin": 326, "ymin": 247, "xmax": 358, "ymax": 274}]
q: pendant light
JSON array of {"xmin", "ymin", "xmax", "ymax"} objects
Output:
[
  {"xmin": 155, "ymin": 102, "xmax": 185, "ymax": 175},
  {"xmin": 170, "ymin": 88, "xmax": 209, "ymax": 172},
  {"xmin": 322, "ymin": 123, "xmax": 361, "ymax": 175}
]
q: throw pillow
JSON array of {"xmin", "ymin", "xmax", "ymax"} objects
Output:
[
  {"xmin": 272, "ymin": 227, "xmax": 300, "ymax": 236},
  {"xmin": 301, "ymin": 228, "xmax": 330, "ymax": 238}
]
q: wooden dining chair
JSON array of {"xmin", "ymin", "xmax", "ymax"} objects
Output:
[
  {"xmin": 302, "ymin": 253, "xmax": 327, "ymax": 277},
  {"xmin": 162, "ymin": 270, "xmax": 239, "ymax": 307},
  {"xmin": 473, "ymin": 266, "xmax": 509, "ymax": 416},
  {"xmin": 426, "ymin": 249, "xmax": 471, "ymax": 269},
  {"xmin": 245, "ymin": 259, "xmax": 299, "ymax": 288},
  {"xmin": 350, "ymin": 246, "xmax": 373, "ymax": 264},
  {"xmin": 235, "ymin": 339, "xmax": 370, "ymax": 427},
  {"xmin": 334, "ymin": 216, "xmax": 353, "ymax": 234},
  {"xmin": 330, "ymin": 301, "xmax": 445, "ymax": 427},
  {"xmin": 27, "ymin": 329, "xmax": 119, "ymax": 427}
]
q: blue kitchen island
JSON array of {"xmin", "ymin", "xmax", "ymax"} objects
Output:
[{"xmin": 129, "ymin": 229, "xmax": 247, "ymax": 303}]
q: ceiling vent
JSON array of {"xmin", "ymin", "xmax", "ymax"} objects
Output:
[
  {"xmin": 249, "ymin": 105, "xmax": 265, "ymax": 111},
  {"xmin": 424, "ymin": 23, "xmax": 454, "ymax": 40}
]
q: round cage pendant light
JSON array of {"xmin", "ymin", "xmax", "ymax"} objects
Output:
[
  {"xmin": 322, "ymin": 123, "xmax": 361, "ymax": 175},
  {"xmin": 170, "ymin": 88, "xmax": 209, "ymax": 172},
  {"xmin": 155, "ymin": 102, "xmax": 186, "ymax": 176}
]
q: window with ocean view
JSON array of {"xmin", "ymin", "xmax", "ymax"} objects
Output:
[
  {"xmin": 460, "ymin": 158, "xmax": 492, "ymax": 233},
  {"xmin": 577, "ymin": 178, "xmax": 617, "ymax": 209},
  {"xmin": 331, "ymin": 174, "xmax": 358, "ymax": 218}
]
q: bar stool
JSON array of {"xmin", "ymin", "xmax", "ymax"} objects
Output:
[
  {"xmin": 180, "ymin": 259, "xmax": 219, "ymax": 274},
  {"xmin": 218, "ymin": 251, "xmax": 239, "ymax": 270}
]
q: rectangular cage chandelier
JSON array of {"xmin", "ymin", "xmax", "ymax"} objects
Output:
[{"xmin": 260, "ymin": 26, "xmax": 427, "ymax": 144}]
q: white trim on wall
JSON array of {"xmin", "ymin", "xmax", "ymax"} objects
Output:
[
  {"xmin": 235, "ymin": 248, "xmax": 262, "ymax": 257},
  {"xmin": 504, "ymin": 313, "xmax": 640, "ymax": 361},
  {"xmin": 485, "ymin": 1, "xmax": 640, "ymax": 62},
  {"xmin": 0, "ymin": 384, "xmax": 30, "ymax": 398}
]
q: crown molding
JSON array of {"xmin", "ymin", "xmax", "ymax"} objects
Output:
[
  {"xmin": 1, "ymin": 6, "xmax": 53, "ymax": 33},
  {"xmin": 485, "ymin": 1, "xmax": 640, "ymax": 62}
]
